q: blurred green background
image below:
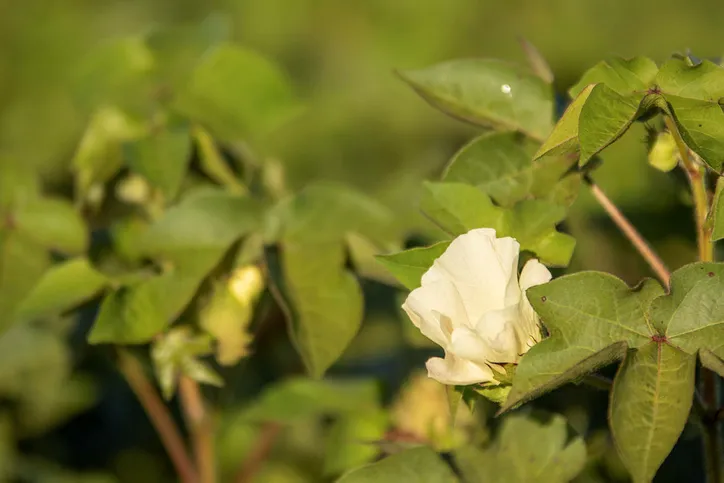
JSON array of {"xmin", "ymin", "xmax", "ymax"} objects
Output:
[{"xmin": 1, "ymin": 0, "xmax": 722, "ymax": 481}]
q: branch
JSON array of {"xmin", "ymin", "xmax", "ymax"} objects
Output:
[
  {"xmin": 584, "ymin": 176, "xmax": 671, "ymax": 288},
  {"xmin": 117, "ymin": 350, "xmax": 198, "ymax": 483},
  {"xmin": 179, "ymin": 376, "xmax": 216, "ymax": 483},
  {"xmin": 234, "ymin": 422, "xmax": 283, "ymax": 483}
]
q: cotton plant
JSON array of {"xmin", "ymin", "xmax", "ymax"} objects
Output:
[{"xmin": 373, "ymin": 45, "xmax": 724, "ymax": 483}]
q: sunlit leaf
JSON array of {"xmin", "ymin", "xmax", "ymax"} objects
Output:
[
  {"xmin": 534, "ymin": 84, "xmax": 595, "ymax": 160},
  {"xmin": 569, "ymin": 57, "xmax": 658, "ymax": 98},
  {"xmin": 14, "ymin": 198, "xmax": 88, "ymax": 254},
  {"xmin": 336, "ymin": 446, "xmax": 458, "ymax": 483},
  {"xmin": 399, "ymin": 59, "xmax": 553, "ymax": 140},
  {"xmin": 376, "ymin": 242, "xmax": 450, "ymax": 290}
]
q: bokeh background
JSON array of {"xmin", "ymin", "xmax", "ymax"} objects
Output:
[{"xmin": 2, "ymin": 0, "xmax": 723, "ymax": 481}]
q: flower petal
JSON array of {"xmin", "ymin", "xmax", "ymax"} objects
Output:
[
  {"xmin": 426, "ymin": 353, "xmax": 494, "ymax": 385},
  {"xmin": 473, "ymin": 306, "xmax": 520, "ymax": 363},
  {"xmin": 428, "ymin": 228, "xmax": 516, "ymax": 323},
  {"xmin": 516, "ymin": 258, "xmax": 551, "ymax": 353},
  {"xmin": 519, "ymin": 258, "xmax": 552, "ymax": 291},
  {"xmin": 402, "ymin": 278, "xmax": 467, "ymax": 348}
]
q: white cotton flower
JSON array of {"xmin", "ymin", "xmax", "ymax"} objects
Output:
[{"xmin": 402, "ymin": 228, "xmax": 551, "ymax": 386}]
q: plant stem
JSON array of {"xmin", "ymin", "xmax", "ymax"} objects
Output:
[
  {"xmin": 179, "ymin": 376, "xmax": 217, "ymax": 483},
  {"xmin": 116, "ymin": 350, "xmax": 198, "ymax": 483},
  {"xmin": 665, "ymin": 115, "xmax": 722, "ymax": 483},
  {"xmin": 234, "ymin": 422, "xmax": 283, "ymax": 483},
  {"xmin": 584, "ymin": 176, "xmax": 671, "ymax": 287}
]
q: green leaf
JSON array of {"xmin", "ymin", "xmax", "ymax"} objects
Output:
[
  {"xmin": 192, "ymin": 125, "xmax": 246, "ymax": 193},
  {"xmin": 174, "ymin": 43, "xmax": 302, "ymax": 141},
  {"xmin": 443, "ymin": 132, "xmax": 536, "ymax": 206},
  {"xmin": 656, "ymin": 59, "xmax": 724, "ymax": 100},
  {"xmin": 336, "ymin": 446, "xmax": 458, "ymax": 483},
  {"xmin": 710, "ymin": 188, "xmax": 724, "ymax": 241},
  {"xmin": 140, "ymin": 188, "xmax": 261, "ymax": 261},
  {"xmin": 345, "ymin": 233, "xmax": 399, "ymax": 286},
  {"xmin": 376, "ymin": 242, "xmax": 450, "ymax": 290},
  {"xmin": 502, "ymin": 274, "xmax": 663, "ymax": 412},
  {"xmin": 664, "ymin": 95, "xmax": 724, "ymax": 171},
  {"xmin": 455, "ymin": 414, "xmax": 586, "ymax": 483},
  {"xmin": 125, "ymin": 121, "xmax": 192, "ymax": 199},
  {"xmin": 399, "ymin": 59, "xmax": 554, "ymax": 140},
  {"xmin": 534, "ymin": 84, "xmax": 595, "ymax": 160},
  {"xmin": 519, "ymin": 38, "xmax": 554, "ymax": 84},
  {"xmin": 699, "ymin": 349, "xmax": 724, "ymax": 378},
  {"xmin": 578, "ymin": 85, "xmax": 645, "ymax": 166},
  {"xmin": 0, "ymin": 232, "xmax": 49, "ymax": 332},
  {"xmin": 649, "ymin": 262, "xmax": 724, "ymax": 357},
  {"xmin": 241, "ymin": 378, "xmax": 380, "ymax": 423},
  {"xmin": 269, "ymin": 184, "xmax": 396, "ymax": 377},
  {"xmin": 151, "ymin": 326, "xmax": 223, "ymax": 399},
  {"xmin": 324, "ymin": 411, "xmax": 388, "ymax": 477},
  {"xmin": 14, "ymin": 258, "xmax": 108, "ymax": 322},
  {"xmin": 88, "ymin": 253, "xmax": 220, "ymax": 344},
  {"xmin": 14, "ymin": 198, "xmax": 88, "ymax": 254},
  {"xmin": 569, "ymin": 57, "xmax": 658, "ymax": 98},
  {"xmin": 609, "ymin": 343, "xmax": 695, "ymax": 483},
  {"xmin": 421, "ymin": 182, "xmax": 576, "ymax": 266}
]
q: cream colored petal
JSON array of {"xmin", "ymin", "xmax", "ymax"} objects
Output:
[
  {"xmin": 402, "ymin": 278, "xmax": 468, "ymax": 349},
  {"xmin": 425, "ymin": 353, "xmax": 495, "ymax": 385},
  {"xmin": 494, "ymin": 236, "xmax": 522, "ymax": 307},
  {"xmin": 449, "ymin": 327, "xmax": 493, "ymax": 365},
  {"xmin": 428, "ymin": 228, "xmax": 512, "ymax": 323},
  {"xmin": 519, "ymin": 258, "xmax": 552, "ymax": 291},
  {"xmin": 472, "ymin": 306, "xmax": 520, "ymax": 363}
]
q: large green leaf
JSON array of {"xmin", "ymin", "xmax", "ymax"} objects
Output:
[
  {"xmin": 569, "ymin": 56, "xmax": 658, "ymax": 98},
  {"xmin": 502, "ymin": 273, "xmax": 663, "ymax": 412},
  {"xmin": 609, "ymin": 343, "xmax": 695, "ymax": 483},
  {"xmin": 336, "ymin": 447, "xmax": 458, "ymax": 483},
  {"xmin": 174, "ymin": 43, "xmax": 302, "ymax": 141},
  {"xmin": 656, "ymin": 59, "xmax": 724, "ymax": 100},
  {"xmin": 399, "ymin": 59, "xmax": 553, "ymax": 140},
  {"xmin": 376, "ymin": 242, "xmax": 450, "ymax": 290},
  {"xmin": 139, "ymin": 188, "xmax": 262, "ymax": 261},
  {"xmin": 125, "ymin": 121, "xmax": 192, "ymax": 200},
  {"xmin": 455, "ymin": 414, "xmax": 586, "ymax": 483},
  {"xmin": 534, "ymin": 84, "xmax": 595, "ymax": 160},
  {"xmin": 14, "ymin": 258, "xmax": 108, "ymax": 322},
  {"xmin": 271, "ymin": 184, "xmax": 396, "ymax": 377},
  {"xmin": 421, "ymin": 182, "xmax": 575, "ymax": 266},
  {"xmin": 649, "ymin": 262, "xmax": 724, "ymax": 357}
]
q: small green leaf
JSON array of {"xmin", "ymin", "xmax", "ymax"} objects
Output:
[
  {"xmin": 502, "ymin": 274, "xmax": 663, "ymax": 412},
  {"xmin": 455, "ymin": 414, "xmax": 586, "ymax": 483},
  {"xmin": 473, "ymin": 384, "xmax": 511, "ymax": 405},
  {"xmin": 519, "ymin": 38, "xmax": 554, "ymax": 84},
  {"xmin": 174, "ymin": 43, "xmax": 302, "ymax": 140},
  {"xmin": 192, "ymin": 125, "xmax": 246, "ymax": 193},
  {"xmin": 140, "ymin": 188, "xmax": 261, "ymax": 261},
  {"xmin": 609, "ymin": 343, "xmax": 695, "ymax": 483},
  {"xmin": 569, "ymin": 57, "xmax": 658, "ymax": 98},
  {"xmin": 125, "ymin": 121, "xmax": 192, "ymax": 199},
  {"xmin": 241, "ymin": 378, "xmax": 380, "ymax": 423},
  {"xmin": 14, "ymin": 198, "xmax": 88, "ymax": 254},
  {"xmin": 421, "ymin": 182, "xmax": 576, "ymax": 266},
  {"xmin": 376, "ymin": 242, "xmax": 451, "ymax": 290},
  {"xmin": 14, "ymin": 258, "xmax": 108, "ymax": 322},
  {"xmin": 337, "ymin": 447, "xmax": 458, "ymax": 483},
  {"xmin": 534, "ymin": 84, "xmax": 595, "ymax": 160},
  {"xmin": 399, "ymin": 59, "xmax": 554, "ymax": 140},
  {"xmin": 88, "ymin": 253, "xmax": 220, "ymax": 344},
  {"xmin": 578, "ymin": 85, "xmax": 645, "ymax": 165},
  {"xmin": 151, "ymin": 326, "xmax": 223, "ymax": 399}
]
